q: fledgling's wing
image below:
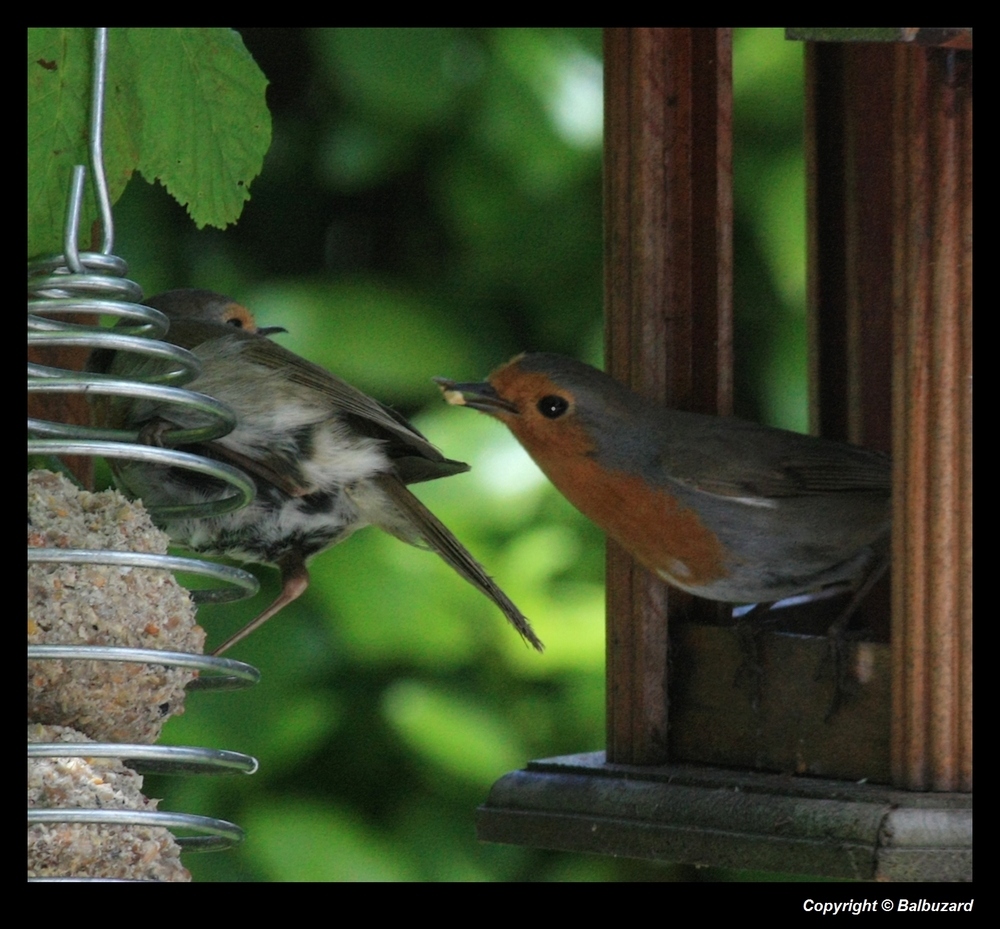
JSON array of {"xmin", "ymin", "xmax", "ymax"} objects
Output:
[
  {"xmin": 234, "ymin": 333, "xmax": 469, "ymax": 483},
  {"xmin": 161, "ymin": 318, "xmax": 470, "ymax": 495}
]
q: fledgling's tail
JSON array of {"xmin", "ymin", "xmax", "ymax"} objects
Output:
[{"xmin": 373, "ymin": 473, "xmax": 544, "ymax": 652}]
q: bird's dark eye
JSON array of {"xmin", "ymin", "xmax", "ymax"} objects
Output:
[
  {"xmin": 226, "ymin": 317, "xmax": 244, "ymax": 328},
  {"xmin": 537, "ymin": 395, "xmax": 569, "ymax": 419}
]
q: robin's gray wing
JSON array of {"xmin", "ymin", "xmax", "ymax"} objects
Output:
[{"xmin": 643, "ymin": 412, "xmax": 891, "ymax": 500}]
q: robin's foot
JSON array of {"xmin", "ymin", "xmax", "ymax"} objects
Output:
[
  {"xmin": 818, "ymin": 611, "xmax": 871, "ymax": 720},
  {"xmin": 732, "ymin": 603, "xmax": 778, "ymax": 712}
]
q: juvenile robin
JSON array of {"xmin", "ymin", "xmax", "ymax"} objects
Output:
[
  {"xmin": 435, "ymin": 352, "xmax": 890, "ymax": 619},
  {"xmin": 89, "ymin": 290, "xmax": 542, "ymax": 656}
]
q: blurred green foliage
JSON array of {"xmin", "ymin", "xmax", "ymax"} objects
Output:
[
  {"xmin": 52, "ymin": 28, "xmax": 805, "ymax": 881},
  {"xmin": 732, "ymin": 28, "xmax": 807, "ymax": 432}
]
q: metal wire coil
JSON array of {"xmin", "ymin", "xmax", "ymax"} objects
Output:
[
  {"xmin": 28, "ymin": 645, "xmax": 262, "ymax": 693},
  {"xmin": 27, "ymin": 647, "xmax": 260, "ymax": 850},
  {"xmin": 27, "ymin": 264, "xmax": 262, "ymax": 869},
  {"xmin": 28, "ymin": 809, "xmax": 245, "ymax": 853},
  {"xmin": 28, "ymin": 28, "xmax": 262, "ymax": 880},
  {"xmin": 27, "ymin": 260, "xmax": 261, "ymax": 588}
]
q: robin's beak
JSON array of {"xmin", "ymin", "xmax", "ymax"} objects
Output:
[
  {"xmin": 433, "ymin": 377, "xmax": 519, "ymax": 415},
  {"xmin": 257, "ymin": 326, "xmax": 288, "ymax": 337}
]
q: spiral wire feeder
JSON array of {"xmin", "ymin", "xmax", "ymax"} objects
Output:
[{"xmin": 28, "ymin": 29, "xmax": 262, "ymax": 880}]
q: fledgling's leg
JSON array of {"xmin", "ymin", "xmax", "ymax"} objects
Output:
[{"xmin": 211, "ymin": 552, "xmax": 309, "ymax": 656}]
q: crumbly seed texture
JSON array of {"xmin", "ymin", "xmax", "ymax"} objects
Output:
[
  {"xmin": 28, "ymin": 724, "xmax": 190, "ymax": 882},
  {"xmin": 28, "ymin": 469, "xmax": 205, "ymax": 743}
]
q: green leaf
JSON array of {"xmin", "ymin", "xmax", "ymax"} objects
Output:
[
  {"xmin": 126, "ymin": 29, "xmax": 270, "ymax": 230},
  {"xmin": 29, "ymin": 28, "xmax": 113, "ymax": 258},
  {"xmin": 28, "ymin": 27, "xmax": 270, "ymax": 257}
]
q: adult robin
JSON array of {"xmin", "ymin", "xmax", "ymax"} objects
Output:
[
  {"xmin": 435, "ymin": 352, "xmax": 890, "ymax": 619},
  {"xmin": 89, "ymin": 290, "xmax": 542, "ymax": 656}
]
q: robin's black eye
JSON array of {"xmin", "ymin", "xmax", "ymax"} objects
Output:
[
  {"xmin": 537, "ymin": 395, "xmax": 569, "ymax": 419},
  {"xmin": 226, "ymin": 317, "xmax": 244, "ymax": 328}
]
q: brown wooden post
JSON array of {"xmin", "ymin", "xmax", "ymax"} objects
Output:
[
  {"xmin": 603, "ymin": 28, "xmax": 733, "ymax": 765},
  {"xmin": 797, "ymin": 28, "xmax": 971, "ymax": 792},
  {"xmin": 889, "ymin": 45, "xmax": 973, "ymax": 792},
  {"xmin": 806, "ymin": 46, "xmax": 894, "ymax": 452},
  {"xmin": 805, "ymin": 43, "xmax": 896, "ymax": 643}
]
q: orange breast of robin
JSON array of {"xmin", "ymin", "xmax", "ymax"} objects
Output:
[{"xmin": 507, "ymin": 415, "xmax": 729, "ymax": 589}]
